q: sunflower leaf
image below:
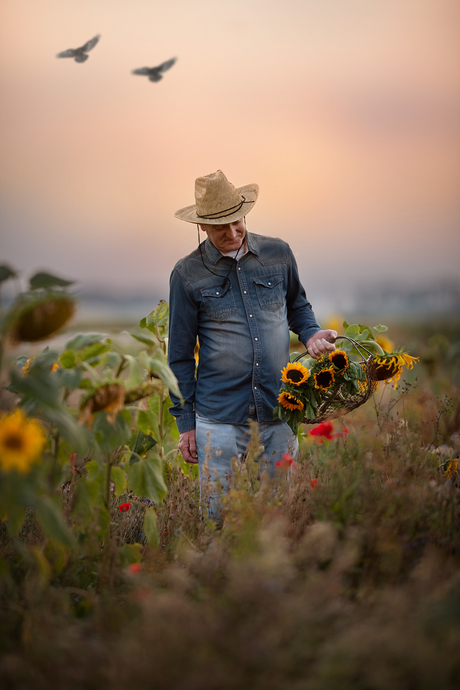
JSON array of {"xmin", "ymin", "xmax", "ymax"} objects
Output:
[
  {"xmin": 0, "ymin": 264, "xmax": 17, "ymax": 284},
  {"xmin": 29, "ymin": 272, "xmax": 74, "ymax": 290},
  {"xmin": 143, "ymin": 507, "xmax": 160, "ymax": 548}
]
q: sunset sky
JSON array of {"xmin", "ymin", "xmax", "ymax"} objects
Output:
[{"xmin": 1, "ymin": 0, "xmax": 459, "ymax": 315}]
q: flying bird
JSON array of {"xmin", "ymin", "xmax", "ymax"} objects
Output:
[
  {"xmin": 132, "ymin": 57, "xmax": 177, "ymax": 82},
  {"xmin": 56, "ymin": 35, "xmax": 101, "ymax": 63}
]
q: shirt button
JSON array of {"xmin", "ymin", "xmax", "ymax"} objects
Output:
[
  {"xmin": 243, "ymin": 290, "xmax": 247, "ymax": 294},
  {"xmin": 256, "ymin": 363, "xmax": 259, "ymax": 366},
  {"xmin": 249, "ymin": 314, "xmax": 253, "ymax": 317},
  {"xmin": 216, "ymin": 292, "xmax": 219, "ymax": 295},
  {"xmin": 268, "ymin": 282, "xmax": 271, "ymax": 285},
  {"xmin": 254, "ymin": 386, "xmax": 257, "ymax": 390},
  {"xmin": 238, "ymin": 267, "xmax": 241, "ymax": 271},
  {"xmin": 255, "ymin": 337, "xmax": 258, "ymax": 341}
]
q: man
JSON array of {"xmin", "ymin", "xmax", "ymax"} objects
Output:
[{"xmin": 168, "ymin": 170, "xmax": 336, "ymax": 488}]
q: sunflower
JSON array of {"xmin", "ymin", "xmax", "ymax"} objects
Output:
[
  {"xmin": 7, "ymin": 293, "xmax": 75, "ymax": 343},
  {"xmin": 0, "ymin": 409, "xmax": 45, "ymax": 474},
  {"xmin": 314, "ymin": 366, "xmax": 335, "ymax": 391},
  {"xmin": 373, "ymin": 351, "xmax": 419, "ymax": 389},
  {"xmin": 376, "ymin": 335, "xmax": 394, "ymax": 353},
  {"xmin": 281, "ymin": 362, "xmax": 310, "ymax": 386},
  {"xmin": 328, "ymin": 349, "xmax": 349, "ymax": 372},
  {"xmin": 79, "ymin": 383, "xmax": 126, "ymax": 425},
  {"xmin": 278, "ymin": 391, "xmax": 304, "ymax": 411}
]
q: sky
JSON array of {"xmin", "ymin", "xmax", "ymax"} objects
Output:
[{"xmin": 1, "ymin": 0, "xmax": 459, "ymax": 316}]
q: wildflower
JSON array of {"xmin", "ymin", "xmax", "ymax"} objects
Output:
[
  {"xmin": 0, "ymin": 409, "xmax": 45, "ymax": 474},
  {"xmin": 310, "ymin": 478, "xmax": 318, "ymax": 490},
  {"xmin": 328, "ymin": 350, "xmax": 349, "ymax": 372},
  {"xmin": 309, "ymin": 421, "xmax": 334, "ymax": 440},
  {"xmin": 128, "ymin": 563, "xmax": 141, "ymax": 574},
  {"xmin": 444, "ymin": 459, "xmax": 458, "ymax": 479},
  {"xmin": 277, "ymin": 391, "xmax": 304, "ymax": 411},
  {"xmin": 51, "ymin": 362, "xmax": 59, "ymax": 373},
  {"xmin": 280, "ymin": 362, "xmax": 310, "ymax": 386},
  {"xmin": 79, "ymin": 383, "xmax": 126, "ymax": 425},
  {"xmin": 314, "ymin": 366, "xmax": 335, "ymax": 391},
  {"xmin": 275, "ymin": 453, "xmax": 297, "ymax": 470},
  {"xmin": 119, "ymin": 502, "xmax": 131, "ymax": 512}
]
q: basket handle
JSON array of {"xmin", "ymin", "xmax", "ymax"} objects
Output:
[{"xmin": 293, "ymin": 334, "xmax": 375, "ymax": 362}]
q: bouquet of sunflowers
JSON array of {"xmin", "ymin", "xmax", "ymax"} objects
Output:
[{"xmin": 274, "ymin": 322, "xmax": 419, "ymax": 433}]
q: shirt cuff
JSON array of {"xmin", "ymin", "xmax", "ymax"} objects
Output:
[
  {"xmin": 299, "ymin": 326, "xmax": 321, "ymax": 347},
  {"xmin": 176, "ymin": 413, "xmax": 196, "ymax": 434}
]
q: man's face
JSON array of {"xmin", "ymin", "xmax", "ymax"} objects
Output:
[{"xmin": 200, "ymin": 217, "xmax": 246, "ymax": 254}]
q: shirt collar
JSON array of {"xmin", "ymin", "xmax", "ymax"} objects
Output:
[{"xmin": 204, "ymin": 231, "xmax": 260, "ymax": 265}]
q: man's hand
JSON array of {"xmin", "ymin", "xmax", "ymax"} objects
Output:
[
  {"xmin": 179, "ymin": 429, "xmax": 198, "ymax": 464},
  {"xmin": 306, "ymin": 329, "xmax": 337, "ymax": 359}
]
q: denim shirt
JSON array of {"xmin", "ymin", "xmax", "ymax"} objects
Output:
[{"xmin": 168, "ymin": 232, "xmax": 320, "ymax": 433}]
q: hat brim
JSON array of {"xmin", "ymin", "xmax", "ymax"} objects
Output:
[{"xmin": 174, "ymin": 183, "xmax": 259, "ymax": 224}]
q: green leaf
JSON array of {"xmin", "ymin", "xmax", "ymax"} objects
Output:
[
  {"xmin": 140, "ymin": 300, "xmax": 169, "ymax": 338},
  {"xmin": 126, "ymin": 453, "xmax": 168, "ymax": 503},
  {"xmin": 128, "ymin": 332, "xmax": 157, "ymax": 347},
  {"xmin": 72, "ymin": 479, "xmax": 101, "ymax": 519},
  {"xmin": 140, "ymin": 349, "xmax": 183, "ymax": 403},
  {"xmin": 137, "ymin": 409, "xmax": 159, "ymax": 440},
  {"xmin": 29, "ymin": 272, "xmax": 74, "ymax": 290},
  {"xmin": 143, "ymin": 507, "xmax": 160, "ymax": 548},
  {"xmin": 373, "ymin": 324, "xmax": 388, "ymax": 335},
  {"xmin": 65, "ymin": 333, "xmax": 107, "ymax": 351},
  {"xmin": 80, "ymin": 342, "xmax": 111, "ymax": 362},
  {"xmin": 0, "ymin": 264, "xmax": 17, "ymax": 284},
  {"xmin": 111, "ymin": 466, "xmax": 127, "ymax": 497},
  {"xmin": 60, "ymin": 350, "xmax": 77, "ymax": 368},
  {"xmin": 93, "ymin": 410, "xmax": 132, "ymax": 453},
  {"xmin": 45, "ymin": 408, "xmax": 90, "ymax": 455},
  {"xmin": 55, "ymin": 366, "xmax": 82, "ymax": 389},
  {"xmin": 129, "ymin": 429, "xmax": 157, "ymax": 464},
  {"xmin": 10, "ymin": 367, "xmax": 61, "ymax": 409},
  {"xmin": 36, "ymin": 497, "xmax": 75, "ymax": 548},
  {"xmin": 123, "ymin": 354, "xmax": 144, "ymax": 388}
]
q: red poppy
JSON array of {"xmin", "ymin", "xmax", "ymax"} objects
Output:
[
  {"xmin": 330, "ymin": 427, "xmax": 349, "ymax": 439},
  {"xmin": 310, "ymin": 478, "xmax": 318, "ymax": 490},
  {"xmin": 309, "ymin": 421, "xmax": 334, "ymax": 440},
  {"xmin": 275, "ymin": 453, "xmax": 297, "ymax": 470},
  {"xmin": 118, "ymin": 502, "xmax": 131, "ymax": 512},
  {"xmin": 128, "ymin": 563, "xmax": 141, "ymax": 574}
]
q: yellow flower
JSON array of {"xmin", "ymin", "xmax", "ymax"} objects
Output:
[
  {"xmin": 0, "ymin": 409, "xmax": 45, "ymax": 474},
  {"xmin": 194, "ymin": 338, "xmax": 200, "ymax": 364},
  {"xmin": 281, "ymin": 362, "xmax": 310, "ymax": 386},
  {"xmin": 328, "ymin": 350, "xmax": 349, "ymax": 372},
  {"xmin": 444, "ymin": 459, "xmax": 458, "ymax": 479},
  {"xmin": 278, "ymin": 391, "xmax": 304, "ymax": 411},
  {"xmin": 376, "ymin": 335, "xmax": 394, "ymax": 353},
  {"xmin": 373, "ymin": 352, "xmax": 419, "ymax": 390},
  {"xmin": 314, "ymin": 366, "xmax": 335, "ymax": 391}
]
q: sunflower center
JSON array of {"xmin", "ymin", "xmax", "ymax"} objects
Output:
[
  {"xmin": 317, "ymin": 371, "xmax": 332, "ymax": 385},
  {"xmin": 3, "ymin": 433, "xmax": 24, "ymax": 451},
  {"xmin": 332, "ymin": 354, "xmax": 346, "ymax": 368},
  {"xmin": 287, "ymin": 370, "xmax": 304, "ymax": 383}
]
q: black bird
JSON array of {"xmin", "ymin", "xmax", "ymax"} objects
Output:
[
  {"xmin": 56, "ymin": 35, "xmax": 101, "ymax": 63},
  {"xmin": 132, "ymin": 57, "xmax": 177, "ymax": 82}
]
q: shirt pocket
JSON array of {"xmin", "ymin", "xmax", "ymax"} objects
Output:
[
  {"xmin": 200, "ymin": 282, "xmax": 237, "ymax": 321},
  {"xmin": 253, "ymin": 274, "xmax": 285, "ymax": 311}
]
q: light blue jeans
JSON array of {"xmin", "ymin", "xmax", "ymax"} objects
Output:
[{"xmin": 195, "ymin": 412, "xmax": 298, "ymax": 517}]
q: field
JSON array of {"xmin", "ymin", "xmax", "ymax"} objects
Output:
[{"xmin": 0, "ymin": 294, "xmax": 459, "ymax": 689}]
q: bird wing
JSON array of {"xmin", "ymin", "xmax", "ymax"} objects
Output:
[
  {"xmin": 81, "ymin": 34, "xmax": 101, "ymax": 53},
  {"xmin": 56, "ymin": 48, "xmax": 77, "ymax": 58},
  {"xmin": 157, "ymin": 57, "xmax": 177, "ymax": 73},
  {"xmin": 148, "ymin": 72, "xmax": 163, "ymax": 82},
  {"xmin": 132, "ymin": 67, "xmax": 152, "ymax": 76}
]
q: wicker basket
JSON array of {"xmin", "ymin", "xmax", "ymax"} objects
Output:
[{"xmin": 294, "ymin": 335, "xmax": 379, "ymax": 424}]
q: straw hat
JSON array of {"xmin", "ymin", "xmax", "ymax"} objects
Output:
[{"xmin": 174, "ymin": 170, "xmax": 259, "ymax": 224}]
